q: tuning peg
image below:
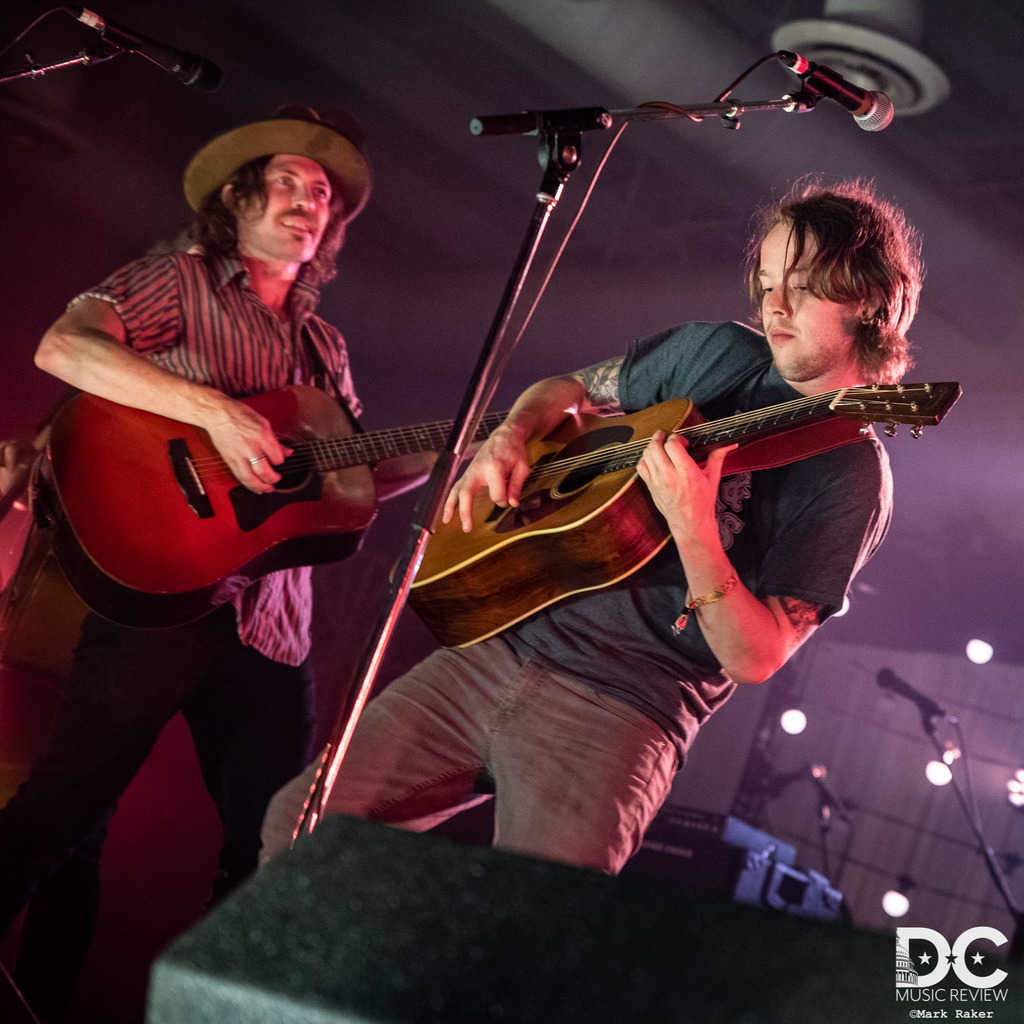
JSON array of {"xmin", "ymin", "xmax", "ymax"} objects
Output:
[
  {"xmin": 911, "ymin": 424, "xmax": 923, "ymax": 439},
  {"xmin": 884, "ymin": 423, "xmax": 898, "ymax": 437}
]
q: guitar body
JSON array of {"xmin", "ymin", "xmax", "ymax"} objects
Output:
[
  {"xmin": 41, "ymin": 386, "xmax": 377, "ymax": 628},
  {"xmin": 410, "ymin": 400, "xmax": 694, "ymax": 648}
]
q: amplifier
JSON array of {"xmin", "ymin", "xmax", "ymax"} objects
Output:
[
  {"xmin": 624, "ymin": 807, "xmax": 841, "ymax": 921},
  {"xmin": 622, "ymin": 807, "xmax": 745, "ymax": 894}
]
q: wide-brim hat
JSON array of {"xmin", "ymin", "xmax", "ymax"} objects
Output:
[{"xmin": 183, "ymin": 104, "xmax": 372, "ymax": 222}]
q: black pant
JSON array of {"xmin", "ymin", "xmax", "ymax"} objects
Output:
[{"xmin": 0, "ymin": 604, "xmax": 314, "ymax": 1022}]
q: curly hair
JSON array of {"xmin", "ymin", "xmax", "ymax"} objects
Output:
[
  {"xmin": 188, "ymin": 155, "xmax": 348, "ymax": 286},
  {"xmin": 745, "ymin": 178, "xmax": 924, "ymax": 384}
]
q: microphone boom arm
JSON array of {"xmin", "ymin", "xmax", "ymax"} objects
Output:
[{"xmin": 471, "ymin": 93, "xmax": 828, "ymax": 137}]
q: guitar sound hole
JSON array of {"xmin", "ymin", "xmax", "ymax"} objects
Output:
[
  {"xmin": 552, "ymin": 424, "xmax": 634, "ymax": 498},
  {"xmin": 492, "ymin": 424, "xmax": 635, "ymax": 534},
  {"xmin": 272, "ymin": 448, "xmax": 313, "ymax": 493},
  {"xmin": 553, "ymin": 461, "xmax": 605, "ymax": 498}
]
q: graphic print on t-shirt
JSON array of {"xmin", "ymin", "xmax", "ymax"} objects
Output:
[{"xmin": 717, "ymin": 471, "xmax": 751, "ymax": 551}]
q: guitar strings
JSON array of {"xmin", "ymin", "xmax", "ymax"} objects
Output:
[
  {"xmin": 518, "ymin": 392, "xmax": 832, "ymax": 487},
  {"xmin": 512, "ymin": 385, "xmax": 927, "ymax": 489},
  {"xmin": 181, "ymin": 413, "xmax": 510, "ymax": 479},
  {"xmin": 181, "ymin": 385, "xmax": 927, "ymax": 485}
]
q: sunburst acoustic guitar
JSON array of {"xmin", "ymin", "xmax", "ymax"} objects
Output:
[{"xmin": 37, "ymin": 385, "xmax": 505, "ymax": 628}]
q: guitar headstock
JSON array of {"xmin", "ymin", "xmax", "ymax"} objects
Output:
[{"xmin": 832, "ymin": 382, "xmax": 961, "ymax": 436}]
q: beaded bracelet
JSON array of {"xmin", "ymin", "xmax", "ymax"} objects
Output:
[{"xmin": 671, "ymin": 574, "xmax": 738, "ymax": 635}]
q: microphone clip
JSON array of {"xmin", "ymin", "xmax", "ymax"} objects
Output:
[
  {"xmin": 780, "ymin": 90, "xmax": 820, "ymax": 116},
  {"xmin": 79, "ymin": 39, "xmax": 123, "ymax": 67}
]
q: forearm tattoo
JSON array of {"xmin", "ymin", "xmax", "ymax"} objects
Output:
[
  {"xmin": 572, "ymin": 356, "xmax": 624, "ymax": 413},
  {"xmin": 778, "ymin": 596, "xmax": 824, "ymax": 638}
]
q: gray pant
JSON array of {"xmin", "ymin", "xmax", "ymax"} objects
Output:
[{"xmin": 261, "ymin": 639, "xmax": 678, "ymax": 874}]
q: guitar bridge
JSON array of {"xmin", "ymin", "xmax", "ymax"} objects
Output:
[{"xmin": 169, "ymin": 438, "xmax": 215, "ymax": 519}]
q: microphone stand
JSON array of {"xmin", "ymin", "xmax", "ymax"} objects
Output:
[
  {"xmin": 878, "ymin": 669, "xmax": 1023, "ymax": 955},
  {"xmin": 293, "ymin": 89, "xmax": 831, "ymax": 841},
  {"xmin": 924, "ymin": 715, "xmax": 1024, "ymax": 963},
  {"xmin": 810, "ymin": 766, "xmax": 852, "ymax": 883},
  {"xmin": 0, "ymin": 43, "xmax": 121, "ymax": 86},
  {"xmin": 294, "ymin": 125, "xmax": 587, "ymax": 839}
]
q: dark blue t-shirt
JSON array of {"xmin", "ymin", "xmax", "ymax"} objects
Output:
[{"xmin": 503, "ymin": 321, "xmax": 892, "ymax": 756}]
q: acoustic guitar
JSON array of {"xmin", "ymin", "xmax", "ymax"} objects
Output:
[
  {"xmin": 407, "ymin": 382, "xmax": 961, "ymax": 648},
  {"xmin": 38, "ymin": 385, "xmax": 505, "ymax": 628}
]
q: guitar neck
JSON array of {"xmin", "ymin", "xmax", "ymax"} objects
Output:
[
  {"xmin": 679, "ymin": 390, "xmax": 843, "ymax": 461},
  {"xmin": 548, "ymin": 382, "xmax": 960, "ymax": 480},
  {"xmin": 303, "ymin": 410, "xmax": 508, "ymax": 472}
]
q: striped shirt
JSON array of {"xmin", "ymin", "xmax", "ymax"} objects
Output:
[{"xmin": 76, "ymin": 250, "xmax": 361, "ymax": 665}]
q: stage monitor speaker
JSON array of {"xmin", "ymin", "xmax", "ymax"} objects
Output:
[{"xmin": 148, "ymin": 816, "xmax": 905, "ymax": 1023}]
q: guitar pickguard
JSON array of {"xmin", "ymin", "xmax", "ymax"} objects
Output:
[{"xmin": 228, "ymin": 469, "xmax": 323, "ymax": 532}]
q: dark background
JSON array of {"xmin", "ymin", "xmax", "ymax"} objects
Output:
[{"xmin": 1, "ymin": 2, "xmax": 1022, "ymax": 1021}]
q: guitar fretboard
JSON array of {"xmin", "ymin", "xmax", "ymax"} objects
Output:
[
  {"xmin": 297, "ymin": 411, "xmax": 509, "ymax": 473},
  {"xmin": 681, "ymin": 390, "xmax": 842, "ymax": 458},
  {"xmin": 526, "ymin": 383, "xmax": 959, "ymax": 483}
]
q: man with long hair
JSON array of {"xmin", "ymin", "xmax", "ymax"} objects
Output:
[
  {"xmin": 0, "ymin": 104, "xmax": 426, "ymax": 1023},
  {"xmin": 261, "ymin": 179, "xmax": 924, "ymax": 877}
]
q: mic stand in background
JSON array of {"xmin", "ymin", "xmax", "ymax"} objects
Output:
[
  {"xmin": 809, "ymin": 764, "xmax": 853, "ymax": 884},
  {"xmin": 295, "ymin": 87, "xmax": 858, "ymax": 840},
  {"xmin": 924, "ymin": 714, "xmax": 1024, "ymax": 964},
  {"xmin": 878, "ymin": 668, "xmax": 1023, "ymax": 959}
]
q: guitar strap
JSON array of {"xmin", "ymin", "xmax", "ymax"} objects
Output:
[{"xmin": 299, "ymin": 325, "xmax": 364, "ymax": 436}]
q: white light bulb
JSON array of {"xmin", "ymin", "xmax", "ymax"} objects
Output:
[
  {"xmin": 882, "ymin": 890, "xmax": 910, "ymax": 918},
  {"xmin": 925, "ymin": 760, "xmax": 953, "ymax": 786},
  {"xmin": 779, "ymin": 709, "xmax": 807, "ymax": 735},
  {"xmin": 966, "ymin": 639, "xmax": 994, "ymax": 665}
]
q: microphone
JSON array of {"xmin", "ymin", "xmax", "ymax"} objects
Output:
[
  {"xmin": 877, "ymin": 668, "xmax": 947, "ymax": 733},
  {"xmin": 66, "ymin": 7, "xmax": 223, "ymax": 90},
  {"xmin": 778, "ymin": 50, "xmax": 893, "ymax": 132},
  {"xmin": 810, "ymin": 764, "xmax": 850, "ymax": 825}
]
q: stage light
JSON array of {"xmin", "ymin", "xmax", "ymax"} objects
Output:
[
  {"xmin": 942, "ymin": 744, "xmax": 961, "ymax": 766},
  {"xmin": 966, "ymin": 639, "xmax": 993, "ymax": 664},
  {"xmin": 1007, "ymin": 770, "xmax": 1024, "ymax": 808},
  {"xmin": 925, "ymin": 760, "xmax": 952, "ymax": 786},
  {"xmin": 779, "ymin": 708, "xmax": 807, "ymax": 735},
  {"xmin": 882, "ymin": 889, "xmax": 911, "ymax": 918}
]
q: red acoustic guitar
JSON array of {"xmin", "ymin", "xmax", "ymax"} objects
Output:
[
  {"xmin": 38, "ymin": 385, "xmax": 505, "ymax": 628},
  {"xmin": 408, "ymin": 381, "xmax": 961, "ymax": 648}
]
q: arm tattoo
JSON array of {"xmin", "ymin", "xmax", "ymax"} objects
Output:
[
  {"xmin": 778, "ymin": 596, "xmax": 824, "ymax": 638},
  {"xmin": 571, "ymin": 356, "xmax": 624, "ymax": 413}
]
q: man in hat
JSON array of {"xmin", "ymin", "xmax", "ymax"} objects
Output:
[{"xmin": 0, "ymin": 105, "xmax": 426, "ymax": 1023}]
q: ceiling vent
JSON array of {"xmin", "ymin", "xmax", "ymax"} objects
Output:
[{"xmin": 771, "ymin": 0, "xmax": 950, "ymax": 116}]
